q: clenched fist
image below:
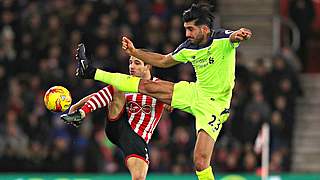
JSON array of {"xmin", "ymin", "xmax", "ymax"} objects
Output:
[
  {"xmin": 233, "ymin": 28, "xmax": 252, "ymax": 42},
  {"xmin": 122, "ymin": 37, "xmax": 136, "ymax": 55}
]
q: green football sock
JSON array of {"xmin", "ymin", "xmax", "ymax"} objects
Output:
[
  {"xmin": 94, "ymin": 69, "xmax": 140, "ymax": 93},
  {"xmin": 196, "ymin": 166, "xmax": 215, "ymax": 180}
]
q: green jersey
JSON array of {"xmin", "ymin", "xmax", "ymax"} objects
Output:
[{"xmin": 172, "ymin": 29, "xmax": 239, "ymax": 103}]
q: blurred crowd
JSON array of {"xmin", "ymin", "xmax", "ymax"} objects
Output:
[{"xmin": 0, "ymin": 0, "xmax": 302, "ymax": 174}]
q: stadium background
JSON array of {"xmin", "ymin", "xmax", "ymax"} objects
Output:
[{"xmin": 0, "ymin": 0, "xmax": 319, "ymax": 179}]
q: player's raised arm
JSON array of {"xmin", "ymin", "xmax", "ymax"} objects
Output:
[
  {"xmin": 230, "ymin": 28, "xmax": 252, "ymax": 43},
  {"xmin": 122, "ymin": 37, "xmax": 180, "ymax": 68}
]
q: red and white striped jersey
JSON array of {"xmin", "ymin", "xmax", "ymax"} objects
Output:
[
  {"xmin": 81, "ymin": 77, "xmax": 165, "ymax": 143},
  {"xmin": 125, "ymin": 77, "xmax": 165, "ymax": 143}
]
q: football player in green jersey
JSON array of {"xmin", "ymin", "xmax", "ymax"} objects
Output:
[{"xmin": 76, "ymin": 3, "xmax": 251, "ymax": 180}]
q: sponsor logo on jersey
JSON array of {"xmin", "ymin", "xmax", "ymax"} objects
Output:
[{"xmin": 127, "ymin": 101, "xmax": 152, "ymax": 114}]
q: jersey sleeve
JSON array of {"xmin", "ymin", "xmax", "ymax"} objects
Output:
[
  {"xmin": 213, "ymin": 29, "xmax": 240, "ymax": 49},
  {"xmin": 81, "ymin": 85, "xmax": 114, "ymax": 114},
  {"xmin": 171, "ymin": 40, "xmax": 189, "ymax": 63}
]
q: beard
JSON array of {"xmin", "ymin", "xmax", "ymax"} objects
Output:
[{"xmin": 190, "ymin": 33, "xmax": 205, "ymax": 45}]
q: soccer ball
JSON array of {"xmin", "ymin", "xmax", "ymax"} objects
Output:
[{"xmin": 44, "ymin": 86, "xmax": 72, "ymax": 112}]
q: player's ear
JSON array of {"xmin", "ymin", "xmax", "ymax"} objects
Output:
[
  {"xmin": 146, "ymin": 64, "xmax": 152, "ymax": 70},
  {"xmin": 202, "ymin": 25, "xmax": 210, "ymax": 34},
  {"xmin": 146, "ymin": 64, "xmax": 152, "ymax": 72}
]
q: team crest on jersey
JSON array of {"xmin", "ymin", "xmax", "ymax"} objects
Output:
[{"xmin": 127, "ymin": 101, "xmax": 152, "ymax": 114}]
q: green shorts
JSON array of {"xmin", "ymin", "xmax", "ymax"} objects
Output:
[{"xmin": 171, "ymin": 81, "xmax": 231, "ymax": 141}]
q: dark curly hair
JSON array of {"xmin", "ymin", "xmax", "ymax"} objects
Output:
[{"xmin": 182, "ymin": 3, "xmax": 215, "ymax": 30}]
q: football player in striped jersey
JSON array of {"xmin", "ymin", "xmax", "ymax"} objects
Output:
[{"xmin": 61, "ymin": 56, "xmax": 171, "ymax": 180}]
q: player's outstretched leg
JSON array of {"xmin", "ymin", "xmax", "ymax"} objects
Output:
[
  {"xmin": 60, "ymin": 86, "xmax": 114, "ymax": 127},
  {"xmin": 75, "ymin": 43, "xmax": 140, "ymax": 93}
]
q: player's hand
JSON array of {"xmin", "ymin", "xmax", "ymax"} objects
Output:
[
  {"xmin": 240, "ymin": 28, "xmax": 252, "ymax": 40},
  {"xmin": 122, "ymin": 37, "xmax": 136, "ymax": 55},
  {"xmin": 232, "ymin": 28, "xmax": 252, "ymax": 42}
]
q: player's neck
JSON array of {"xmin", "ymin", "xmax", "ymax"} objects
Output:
[
  {"xmin": 141, "ymin": 72, "xmax": 152, "ymax": 80},
  {"xmin": 199, "ymin": 39, "xmax": 209, "ymax": 46}
]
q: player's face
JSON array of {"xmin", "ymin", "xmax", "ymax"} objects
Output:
[
  {"xmin": 184, "ymin": 21, "xmax": 206, "ymax": 45},
  {"xmin": 129, "ymin": 57, "xmax": 148, "ymax": 77}
]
